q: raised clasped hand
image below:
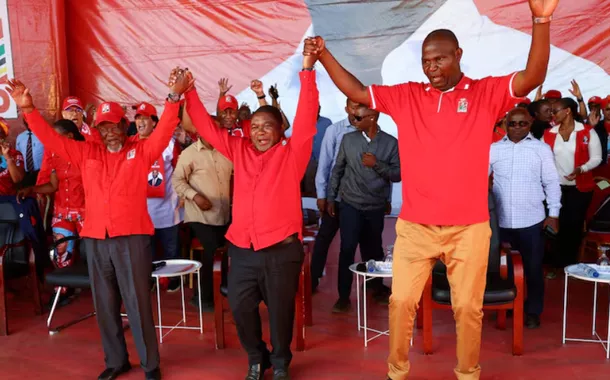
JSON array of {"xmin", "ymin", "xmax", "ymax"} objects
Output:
[{"xmin": 528, "ymin": 0, "xmax": 559, "ymax": 17}]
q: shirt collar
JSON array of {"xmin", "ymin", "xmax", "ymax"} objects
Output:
[
  {"xmin": 549, "ymin": 121, "xmax": 585, "ymax": 134},
  {"xmin": 425, "ymin": 74, "xmax": 473, "ymax": 93},
  {"xmin": 501, "ymin": 133, "xmax": 534, "ymax": 143}
]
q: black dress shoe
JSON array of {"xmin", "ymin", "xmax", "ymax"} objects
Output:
[
  {"xmin": 98, "ymin": 362, "xmax": 132, "ymax": 380},
  {"xmin": 273, "ymin": 369, "xmax": 291, "ymax": 380},
  {"xmin": 145, "ymin": 367, "xmax": 161, "ymax": 380},
  {"xmin": 525, "ymin": 314, "xmax": 541, "ymax": 329},
  {"xmin": 245, "ymin": 362, "xmax": 270, "ymax": 380}
]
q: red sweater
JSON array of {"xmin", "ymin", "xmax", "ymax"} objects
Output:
[
  {"xmin": 24, "ymin": 101, "xmax": 181, "ymax": 239},
  {"xmin": 185, "ymin": 71, "xmax": 319, "ymax": 250}
]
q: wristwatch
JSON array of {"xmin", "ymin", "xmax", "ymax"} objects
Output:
[
  {"xmin": 532, "ymin": 15, "xmax": 553, "ymax": 24},
  {"xmin": 167, "ymin": 93, "xmax": 181, "ymax": 103},
  {"xmin": 257, "ymin": 94, "xmax": 266, "ymax": 99},
  {"xmin": 302, "ymin": 67, "xmax": 314, "ymax": 71}
]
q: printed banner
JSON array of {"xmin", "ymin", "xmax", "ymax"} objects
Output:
[{"xmin": 0, "ymin": 0, "xmax": 15, "ymax": 119}]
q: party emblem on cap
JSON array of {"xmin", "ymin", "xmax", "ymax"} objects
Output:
[
  {"xmin": 101, "ymin": 103, "xmax": 111, "ymax": 113},
  {"xmin": 140, "ymin": 104, "xmax": 146, "ymax": 110},
  {"xmin": 67, "ymin": 98, "xmax": 79, "ymax": 104},
  {"xmin": 225, "ymin": 95, "xmax": 232, "ymax": 102}
]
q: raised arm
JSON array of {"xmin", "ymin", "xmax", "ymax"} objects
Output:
[
  {"xmin": 511, "ymin": 0, "xmax": 559, "ymax": 97},
  {"xmin": 304, "ymin": 37, "xmax": 370, "ymax": 106},
  {"xmin": 144, "ymin": 68, "xmax": 193, "ymax": 162},
  {"xmin": 184, "ymin": 89, "xmax": 235, "ymax": 161},
  {"xmin": 7, "ymin": 79, "xmax": 85, "ymax": 165}
]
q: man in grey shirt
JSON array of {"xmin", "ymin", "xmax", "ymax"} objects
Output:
[{"xmin": 328, "ymin": 106, "xmax": 400, "ymax": 312}]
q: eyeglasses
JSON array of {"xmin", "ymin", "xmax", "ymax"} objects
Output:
[
  {"xmin": 551, "ymin": 108, "xmax": 567, "ymax": 115},
  {"xmin": 354, "ymin": 115, "xmax": 374, "ymax": 122},
  {"xmin": 507, "ymin": 120, "xmax": 531, "ymax": 127},
  {"xmin": 64, "ymin": 107, "xmax": 83, "ymax": 114}
]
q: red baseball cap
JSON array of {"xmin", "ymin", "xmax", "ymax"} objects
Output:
[
  {"xmin": 601, "ymin": 97, "xmax": 610, "ymax": 109},
  {"xmin": 516, "ymin": 97, "xmax": 531, "ymax": 106},
  {"xmin": 95, "ymin": 102, "xmax": 126, "ymax": 125},
  {"xmin": 218, "ymin": 95, "xmax": 238, "ymax": 111},
  {"xmin": 62, "ymin": 96, "xmax": 84, "ymax": 111},
  {"xmin": 133, "ymin": 102, "xmax": 157, "ymax": 118},
  {"xmin": 589, "ymin": 96, "xmax": 603, "ymax": 106},
  {"xmin": 544, "ymin": 90, "xmax": 562, "ymax": 99}
]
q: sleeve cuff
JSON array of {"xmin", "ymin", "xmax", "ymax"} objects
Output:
[
  {"xmin": 184, "ymin": 188, "xmax": 198, "ymax": 200},
  {"xmin": 548, "ymin": 208, "xmax": 560, "ymax": 218}
]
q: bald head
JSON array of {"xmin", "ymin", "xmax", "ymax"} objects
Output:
[{"xmin": 424, "ymin": 29, "xmax": 459, "ymax": 49}]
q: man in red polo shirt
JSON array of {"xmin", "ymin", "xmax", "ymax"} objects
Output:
[
  {"xmin": 62, "ymin": 96, "xmax": 103, "ymax": 144},
  {"xmin": 7, "ymin": 69, "xmax": 192, "ymax": 380},
  {"xmin": 180, "ymin": 53, "xmax": 318, "ymax": 380},
  {"xmin": 304, "ymin": 0, "xmax": 558, "ymax": 379}
]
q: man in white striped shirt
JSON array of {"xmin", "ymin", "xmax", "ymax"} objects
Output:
[{"xmin": 489, "ymin": 107, "xmax": 561, "ymax": 329}]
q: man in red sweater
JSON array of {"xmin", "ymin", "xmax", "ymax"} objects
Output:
[
  {"xmin": 7, "ymin": 69, "xmax": 192, "ymax": 380},
  {"xmin": 178, "ymin": 54, "xmax": 318, "ymax": 380}
]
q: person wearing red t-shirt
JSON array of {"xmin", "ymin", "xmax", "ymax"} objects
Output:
[
  {"xmin": 304, "ymin": 0, "xmax": 558, "ymax": 378},
  {"xmin": 180, "ymin": 53, "xmax": 318, "ymax": 380},
  {"xmin": 0, "ymin": 119, "xmax": 25, "ymax": 195},
  {"xmin": 8, "ymin": 69, "xmax": 192, "ymax": 380},
  {"xmin": 18, "ymin": 119, "xmax": 87, "ymax": 308},
  {"xmin": 61, "ymin": 96, "xmax": 103, "ymax": 144}
]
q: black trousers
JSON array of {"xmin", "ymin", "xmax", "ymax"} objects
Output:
[
  {"xmin": 85, "ymin": 235, "xmax": 159, "ymax": 372},
  {"xmin": 310, "ymin": 202, "xmax": 340, "ymax": 289},
  {"xmin": 501, "ymin": 222, "xmax": 545, "ymax": 316},
  {"xmin": 338, "ymin": 202, "xmax": 385, "ymax": 300},
  {"xmin": 190, "ymin": 222, "xmax": 228, "ymax": 303},
  {"xmin": 228, "ymin": 238, "xmax": 304, "ymax": 370},
  {"xmin": 554, "ymin": 186, "xmax": 593, "ymax": 269}
]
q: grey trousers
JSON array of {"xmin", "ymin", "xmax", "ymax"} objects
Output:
[{"xmin": 85, "ymin": 235, "xmax": 159, "ymax": 371}]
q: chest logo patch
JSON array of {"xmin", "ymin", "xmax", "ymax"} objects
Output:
[
  {"xmin": 457, "ymin": 98, "xmax": 468, "ymax": 113},
  {"xmin": 127, "ymin": 149, "xmax": 136, "ymax": 160},
  {"xmin": 583, "ymin": 136, "xmax": 589, "ymax": 145}
]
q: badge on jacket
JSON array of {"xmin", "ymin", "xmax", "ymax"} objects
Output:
[{"xmin": 457, "ymin": 98, "xmax": 468, "ymax": 113}]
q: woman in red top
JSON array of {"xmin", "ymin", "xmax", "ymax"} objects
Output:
[{"xmin": 18, "ymin": 119, "xmax": 86, "ymax": 306}]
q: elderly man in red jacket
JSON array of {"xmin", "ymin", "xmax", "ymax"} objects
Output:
[{"xmin": 7, "ymin": 69, "xmax": 192, "ymax": 380}]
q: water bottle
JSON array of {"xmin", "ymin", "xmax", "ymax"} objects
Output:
[
  {"xmin": 576, "ymin": 263, "xmax": 600, "ymax": 278},
  {"xmin": 597, "ymin": 246, "xmax": 610, "ymax": 266},
  {"xmin": 366, "ymin": 259, "xmax": 378, "ymax": 273},
  {"xmin": 385, "ymin": 245, "xmax": 394, "ymax": 263}
]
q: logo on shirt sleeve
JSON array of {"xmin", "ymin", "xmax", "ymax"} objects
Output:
[
  {"xmin": 457, "ymin": 98, "xmax": 468, "ymax": 113},
  {"xmin": 127, "ymin": 149, "xmax": 136, "ymax": 160}
]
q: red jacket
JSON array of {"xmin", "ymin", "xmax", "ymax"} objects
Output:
[
  {"xmin": 185, "ymin": 71, "xmax": 318, "ymax": 250},
  {"xmin": 24, "ymin": 101, "xmax": 181, "ymax": 239},
  {"xmin": 543, "ymin": 126, "xmax": 595, "ymax": 192}
]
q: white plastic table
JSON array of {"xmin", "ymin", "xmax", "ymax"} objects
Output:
[
  {"xmin": 349, "ymin": 263, "xmax": 413, "ymax": 347},
  {"xmin": 152, "ymin": 259, "xmax": 202, "ymax": 343},
  {"xmin": 563, "ymin": 264, "xmax": 610, "ymax": 358}
]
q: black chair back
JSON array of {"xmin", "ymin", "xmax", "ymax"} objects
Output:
[{"xmin": 0, "ymin": 202, "xmax": 28, "ymax": 265}]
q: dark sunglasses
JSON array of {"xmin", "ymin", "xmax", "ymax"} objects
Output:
[
  {"xmin": 354, "ymin": 115, "xmax": 373, "ymax": 122},
  {"xmin": 507, "ymin": 120, "xmax": 531, "ymax": 127},
  {"xmin": 551, "ymin": 107, "xmax": 567, "ymax": 115}
]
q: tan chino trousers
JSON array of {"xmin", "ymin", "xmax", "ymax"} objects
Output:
[{"xmin": 387, "ymin": 218, "xmax": 491, "ymax": 380}]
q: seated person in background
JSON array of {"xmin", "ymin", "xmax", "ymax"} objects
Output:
[
  {"xmin": 0, "ymin": 118, "xmax": 25, "ymax": 195},
  {"xmin": 489, "ymin": 107, "xmax": 561, "ymax": 329},
  {"xmin": 18, "ymin": 119, "xmax": 87, "ymax": 308},
  {"xmin": 172, "ymin": 134, "xmax": 232, "ymax": 311},
  {"xmin": 181, "ymin": 52, "xmax": 318, "ymax": 380},
  {"xmin": 327, "ymin": 105, "xmax": 400, "ymax": 313}
]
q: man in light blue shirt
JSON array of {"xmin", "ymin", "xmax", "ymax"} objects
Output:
[
  {"xmin": 311, "ymin": 99, "xmax": 358, "ymax": 293},
  {"xmin": 489, "ymin": 107, "xmax": 561, "ymax": 330},
  {"xmin": 15, "ymin": 119, "xmax": 44, "ymax": 186}
]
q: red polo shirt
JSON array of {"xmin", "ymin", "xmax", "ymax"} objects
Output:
[
  {"xmin": 185, "ymin": 71, "xmax": 318, "ymax": 250},
  {"xmin": 369, "ymin": 73, "xmax": 517, "ymax": 225},
  {"xmin": 24, "ymin": 101, "xmax": 180, "ymax": 239},
  {"xmin": 80, "ymin": 123, "xmax": 103, "ymax": 144}
]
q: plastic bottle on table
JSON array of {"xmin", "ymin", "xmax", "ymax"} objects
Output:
[
  {"xmin": 385, "ymin": 244, "xmax": 394, "ymax": 262},
  {"xmin": 366, "ymin": 259, "xmax": 378, "ymax": 273},
  {"xmin": 576, "ymin": 263, "xmax": 600, "ymax": 278}
]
